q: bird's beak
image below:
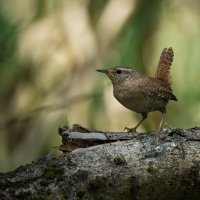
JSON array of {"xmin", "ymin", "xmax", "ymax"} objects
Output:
[
  {"xmin": 96, "ymin": 69, "xmax": 109, "ymax": 74},
  {"xmin": 96, "ymin": 69, "xmax": 113, "ymax": 76}
]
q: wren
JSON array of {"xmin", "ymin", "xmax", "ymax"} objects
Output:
[{"xmin": 96, "ymin": 47, "xmax": 177, "ymax": 132}]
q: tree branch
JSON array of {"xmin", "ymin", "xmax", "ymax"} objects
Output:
[{"xmin": 1, "ymin": 125, "xmax": 200, "ymax": 200}]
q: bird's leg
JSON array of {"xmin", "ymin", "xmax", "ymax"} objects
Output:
[
  {"xmin": 155, "ymin": 110, "xmax": 166, "ymax": 132},
  {"xmin": 124, "ymin": 112, "xmax": 148, "ymax": 132}
]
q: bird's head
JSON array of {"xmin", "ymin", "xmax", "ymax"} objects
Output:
[{"xmin": 96, "ymin": 66, "xmax": 137, "ymax": 85}]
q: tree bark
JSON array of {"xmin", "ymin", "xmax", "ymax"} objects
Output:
[{"xmin": 1, "ymin": 125, "xmax": 200, "ymax": 200}]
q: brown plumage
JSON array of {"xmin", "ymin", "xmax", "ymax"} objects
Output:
[
  {"xmin": 155, "ymin": 47, "xmax": 174, "ymax": 85},
  {"xmin": 96, "ymin": 47, "xmax": 177, "ymax": 132}
]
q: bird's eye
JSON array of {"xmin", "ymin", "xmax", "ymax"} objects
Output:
[{"xmin": 116, "ymin": 69, "xmax": 121, "ymax": 74}]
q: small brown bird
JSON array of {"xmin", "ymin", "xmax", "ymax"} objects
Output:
[{"xmin": 96, "ymin": 47, "xmax": 177, "ymax": 132}]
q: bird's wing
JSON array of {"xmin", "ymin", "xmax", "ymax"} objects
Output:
[
  {"xmin": 138, "ymin": 77, "xmax": 177, "ymax": 101},
  {"xmin": 155, "ymin": 47, "xmax": 174, "ymax": 85}
]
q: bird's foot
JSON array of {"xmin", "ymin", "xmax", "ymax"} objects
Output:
[
  {"xmin": 124, "ymin": 127, "xmax": 137, "ymax": 133},
  {"xmin": 151, "ymin": 128, "xmax": 163, "ymax": 133},
  {"xmin": 150, "ymin": 130, "xmax": 156, "ymax": 133}
]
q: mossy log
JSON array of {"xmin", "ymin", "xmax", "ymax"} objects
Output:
[{"xmin": 1, "ymin": 125, "xmax": 200, "ymax": 200}]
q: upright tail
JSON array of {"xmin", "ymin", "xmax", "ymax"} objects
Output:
[{"xmin": 155, "ymin": 47, "xmax": 174, "ymax": 85}]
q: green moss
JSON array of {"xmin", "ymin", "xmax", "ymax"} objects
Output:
[
  {"xmin": 114, "ymin": 156, "xmax": 124, "ymax": 165},
  {"xmin": 88, "ymin": 178, "xmax": 107, "ymax": 190},
  {"xmin": 147, "ymin": 165, "xmax": 154, "ymax": 173},
  {"xmin": 44, "ymin": 171, "xmax": 56, "ymax": 179},
  {"xmin": 44, "ymin": 166, "xmax": 64, "ymax": 180},
  {"xmin": 76, "ymin": 188, "xmax": 86, "ymax": 198},
  {"xmin": 40, "ymin": 179, "xmax": 49, "ymax": 187},
  {"xmin": 31, "ymin": 195, "xmax": 50, "ymax": 200}
]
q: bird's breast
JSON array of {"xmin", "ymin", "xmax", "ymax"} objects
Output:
[
  {"xmin": 113, "ymin": 84, "xmax": 168, "ymax": 113},
  {"xmin": 113, "ymin": 85, "xmax": 143, "ymax": 112}
]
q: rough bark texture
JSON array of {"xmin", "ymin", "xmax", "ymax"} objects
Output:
[{"xmin": 1, "ymin": 126, "xmax": 200, "ymax": 200}]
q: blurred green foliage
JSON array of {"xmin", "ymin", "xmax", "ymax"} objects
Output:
[{"xmin": 0, "ymin": 0, "xmax": 200, "ymax": 173}]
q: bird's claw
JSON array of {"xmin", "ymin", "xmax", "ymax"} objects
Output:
[
  {"xmin": 123, "ymin": 127, "xmax": 137, "ymax": 132},
  {"xmin": 151, "ymin": 128, "xmax": 163, "ymax": 133}
]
